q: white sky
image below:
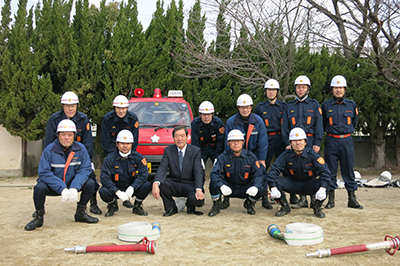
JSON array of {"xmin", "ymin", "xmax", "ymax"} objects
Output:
[{"xmin": 0, "ymin": 0, "xmax": 196, "ymax": 30}]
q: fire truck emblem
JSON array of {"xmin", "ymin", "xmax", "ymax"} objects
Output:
[{"xmin": 151, "ymin": 134, "xmax": 160, "ymax": 143}]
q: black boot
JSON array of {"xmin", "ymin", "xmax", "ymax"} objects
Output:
[
  {"xmin": 75, "ymin": 204, "xmax": 99, "ymax": 223},
  {"xmin": 105, "ymin": 200, "xmax": 119, "ymax": 217},
  {"xmin": 262, "ymin": 191, "xmax": 273, "ymax": 210},
  {"xmin": 325, "ymin": 190, "xmax": 335, "ymax": 209},
  {"xmin": 32, "ymin": 209, "xmax": 45, "ymax": 218},
  {"xmin": 123, "ymin": 200, "xmax": 134, "ymax": 208},
  {"xmin": 243, "ymin": 198, "xmax": 256, "ymax": 215},
  {"xmin": 208, "ymin": 197, "xmax": 221, "ymax": 217},
  {"xmin": 275, "ymin": 198, "xmax": 291, "ymax": 217},
  {"xmin": 310, "ymin": 194, "xmax": 316, "ymax": 209},
  {"xmin": 347, "ymin": 191, "xmax": 363, "ymax": 209},
  {"xmin": 220, "ymin": 196, "xmax": 230, "ymax": 209},
  {"xmin": 289, "ymin": 193, "xmax": 299, "ymax": 204},
  {"xmin": 291, "ymin": 194, "xmax": 308, "ymax": 209},
  {"xmin": 313, "ymin": 200, "xmax": 325, "ymax": 218},
  {"xmin": 90, "ymin": 195, "xmax": 102, "ymax": 214},
  {"xmin": 25, "ymin": 210, "xmax": 44, "ymax": 231},
  {"xmin": 132, "ymin": 200, "xmax": 148, "ymax": 216}
]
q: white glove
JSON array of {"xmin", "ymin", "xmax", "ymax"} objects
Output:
[
  {"xmin": 315, "ymin": 187, "xmax": 327, "ymax": 201},
  {"xmin": 220, "ymin": 185, "xmax": 232, "ymax": 196},
  {"xmin": 270, "ymin": 187, "xmax": 281, "ymax": 199},
  {"xmin": 246, "ymin": 186, "xmax": 258, "ymax": 197},
  {"xmin": 61, "ymin": 188, "xmax": 70, "ymax": 203},
  {"xmin": 91, "ymin": 162, "xmax": 95, "ymax": 171},
  {"xmin": 125, "ymin": 186, "xmax": 134, "ymax": 199},
  {"xmin": 69, "ymin": 188, "xmax": 78, "ymax": 202},
  {"xmin": 116, "ymin": 190, "xmax": 129, "ymax": 202}
]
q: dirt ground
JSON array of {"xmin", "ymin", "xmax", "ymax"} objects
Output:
[{"xmin": 0, "ymin": 174, "xmax": 399, "ymax": 266}]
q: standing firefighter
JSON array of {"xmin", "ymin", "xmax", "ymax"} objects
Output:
[
  {"xmin": 191, "ymin": 100, "xmax": 225, "ymax": 167},
  {"xmin": 101, "ymin": 95, "xmax": 139, "ymax": 157},
  {"xmin": 43, "ymin": 91, "xmax": 101, "ymax": 215},
  {"xmin": 99, "ymin": 130, "xmax": 151, "ymax": 217},
  {"xmin": 255, "ymin": 79, "xmax": 287, "ymax": 209},
  {"xmin": 281, "ymin": 75, "xmax": 324, "ymax": 208},
  {"xmin": 322, "ymin": 75, "xmax": 362, "ymax": 209},
  {"xmin": 25, "ymin": 120, "xmax": 99, "ymax": 231},
  {"xmin": 223, "ymin": 94, "xmax": 268, "ymax": 209},
  {"xmin": 268, "ymin": 127, "xmax": 331, "ymax": 218}
]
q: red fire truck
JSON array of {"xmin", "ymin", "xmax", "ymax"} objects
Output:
[{"xmin": 129, "ymin": 88, "xmax": 194, "ymax": 177}]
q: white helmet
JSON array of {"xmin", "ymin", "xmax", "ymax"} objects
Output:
[
  {"xmin": 113, "ymin": 95, "xmax": 129, "ymax": 107},
  {"xmin": 264, "ymin": 79, "xmax": 280, "ymax": 90},
  {"xmin": 380, "ymin": 171, "xmax": 392, "ymax": 181},
  {"xmin": 227, "ymin": 129, "xmax": 244, "ymax": 141},
  {"xmin": 237, "ymin": 94, "xmax": 253, "ymax": 106},
  {"xmin": 61, "ymin": 91, "xmax": 79, "ymax": 105},
  {"xmin": 289, "ymin": 127, "xmax": 307, "ymax": 141},
  {"xmin": 354, "ymin": 171, "xmax": 361, "ymax": 180},
  {"xmin": 331, "ymin": 75, "xmax": 347, "ymax": 87},
  {"xmin": 116, "ymin": 129, "xmax": 134, "ymax": 143},
  {"xmin": 199, "ymin": 101, "xmax": 214, "ymax": 114},
  {"xmin": 57, "ymin": 119, "xmax": 77, "ymax": 133},
  {"xmin": 294, "ymin": 75, "xmax": 311, "ymax": 86}
]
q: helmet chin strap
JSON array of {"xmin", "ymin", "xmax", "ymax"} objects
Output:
[
  {"xmin": 119, "ymin": 150, "xmax": 131, "ymax": 158},
  {"xmin": 334, "ymin": 96, "xmax": 344, "ymax": 102},
  {"xmin": 267, "ymin": 96, "xmax": 277, "ymax": 101},
  {"xmin": 296, "ymin": 93, "xmax": 308, "ymax": 101}
]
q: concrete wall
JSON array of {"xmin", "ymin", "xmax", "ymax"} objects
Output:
[
  {"xmin": 0, "ymin": 126, "xmax": 43, "ymax": 177},
  {"xmin": 0, "ymin": 126, "xmax": 23, "ymax": 177}
]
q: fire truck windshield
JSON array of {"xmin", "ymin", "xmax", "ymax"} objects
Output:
[{"xmin": 129, "ymin": 102, "xmax": 191, "ymax": 127}]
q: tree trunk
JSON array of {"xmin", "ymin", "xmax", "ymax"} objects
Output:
[
  {"xmin": 369, "ymin": 126, "xmax": 386, "ymax": 168},
  {"xmin": 396, "ymin": 133, "xmax": 400, "ymax": 166}
]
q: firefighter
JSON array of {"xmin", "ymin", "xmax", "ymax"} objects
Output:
[
  {"xmin": 99, "ymin": 130, "xmax": 151, "ymax": 217},
  {"xmin": 281, "ymin": 75, "xmax": 324, "ymax": 208},
  {"xmin": 25, "ymin": 119, "xmax": 98, "ymax": 231},
  {"xmin": 208, "ymin": 130, "xmax": 264, "ymax": 216},
  {"xmin": 268, "ymin": 127, "xmax": 331, "ymax": 218},
  {"xmin": 101, "ymin": 95, "xmax": 139, "ymax": 158},
  {"xmin": 191, "ymin": 100, "xmax": 225, "ymax": 167},
  {"xmin": 255, "ymin": 79, "xmax": 287, "ymax": 209},
  {"xmin": 44, "ymin": 91, "xmax": 101, "ymax": 215},
  {"xmin": 322, "ymin": 75, "xmax": 362, "ymax": 209}
]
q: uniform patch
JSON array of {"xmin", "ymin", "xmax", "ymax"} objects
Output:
[
  {"xmin": 318, "ymin": 107, "xmax": 322, "ymax": 115},
  {"xmin": 141, "ymin": 158, "xmax": 147, "ymax": 166},
  {"xmin": 134, "ymin": 121, "xmax": 139, "ymax": 128},
  {"xmin": 219, "ymin": 127, "xmax": 225, "ymax": 134},
  {"xmin": 317, "ymin": 157, "xmax": 325, "ymax": 164},
  {"xmin": 115, "ymin": 166, "xmax": 119, "ymax": 168}
]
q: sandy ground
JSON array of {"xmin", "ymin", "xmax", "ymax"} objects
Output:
[{"xmin": 0, "ymin": 174, "xmax": 399, "ymax": 266}]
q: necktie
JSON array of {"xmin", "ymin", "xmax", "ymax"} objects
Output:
[{"xmin": 178, "ymin": 150, "xmax": 183, "ymax": 171}]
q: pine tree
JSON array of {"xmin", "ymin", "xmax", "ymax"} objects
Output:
[{"xmin": 0, "ymin": 0, "xmax": 58, "ymax": 140}]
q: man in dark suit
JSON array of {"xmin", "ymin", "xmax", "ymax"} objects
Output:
[{"xmin": 152, "ymin": 125, "xmax": 205, "ymax": 216}]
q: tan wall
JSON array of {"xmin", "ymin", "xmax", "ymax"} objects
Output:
[
  {"xmin": 0, "ymin": 126, "xmax": 43, "ymax": 177},
  {"xmin": 0, "ymin": 126, "xmax": 22, "ymax": 177}
]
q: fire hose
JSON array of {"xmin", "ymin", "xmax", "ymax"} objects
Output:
[
  {"xmin": 64, "ymin": 236, "xmax": 156, "ymax": 254},
  {"xmin": 306, "ymin": 235, "xmax": 400, "ymax": 258}
]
